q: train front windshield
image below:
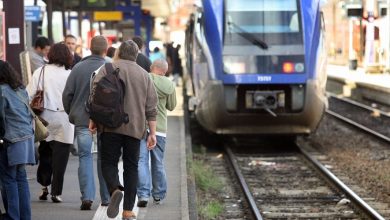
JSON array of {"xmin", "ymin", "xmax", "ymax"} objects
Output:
[{"xmin": 223, "ymin": 0, "xmax": 305, "ymax": 74}]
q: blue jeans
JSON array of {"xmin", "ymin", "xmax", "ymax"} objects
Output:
[
  {"xmin": 97, "ymin": 133, "xmax": 110, "ymax": 204},
  {"xmin": 0, "ymin": 146, "xmax": 31, "ymax": 220},
  {"xmin": 76, "ymin": 127, "xmax": 95, "ymax": 201},
  {"xmin": 137, "ymin": 135, "xmax": 167, "ymax": 201}
]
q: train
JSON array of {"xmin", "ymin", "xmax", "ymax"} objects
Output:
[{"xmin": 184, "ymin": 0, "xmax": 328, "ymax": 136}]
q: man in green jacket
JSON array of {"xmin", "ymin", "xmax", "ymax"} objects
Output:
[{"xmin": 137, "ymin": 59, "xmax": 177, "ymax": 207}]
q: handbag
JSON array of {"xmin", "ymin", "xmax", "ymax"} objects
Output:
[
  {"xmin": 30, "ymin": 66, "xmax": 45, "ymax": 115},
  {"xmin": 16, "ymin": 90, "xmax": 49, "ymax": 142},
  {"xmin": 33, "ymin": 115, "xmax": 49, "ymax": 142}
]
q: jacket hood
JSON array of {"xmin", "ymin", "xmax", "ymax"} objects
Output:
[{"xmin": 150, "ymin": 73, "xmax": 175, "ymax": 96}]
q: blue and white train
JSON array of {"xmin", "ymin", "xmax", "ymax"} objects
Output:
[{"xmin": 185, "ymin": 0, "xmax": 328, "ymax": 135}]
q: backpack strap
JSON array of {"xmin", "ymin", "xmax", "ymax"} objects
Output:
[{"xmin": 105, "ymin": 63, "xmax": 115, "ymax": 75}]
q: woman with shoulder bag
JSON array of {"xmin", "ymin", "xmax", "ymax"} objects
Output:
[
  {"xmin": 27, "ymin": 43, "xmax": 75, "ymax": 203},
  {"xmin": 0, "ymin": 60, "xmax": 35, "ymax": 220}
]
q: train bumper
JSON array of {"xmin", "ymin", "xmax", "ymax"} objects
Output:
[{"xmin": 194, "ymin": 80, "xmax": 327, "ymax": 135}]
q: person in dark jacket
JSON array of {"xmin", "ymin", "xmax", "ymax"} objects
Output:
[
  {"xmin": 65, "ymin": 34, "xmax": 82, "ymax": 68},
  {"xmin": 132, "ymin": 36, "xmax": 151, "ymax": 72},
  {"xmin": 64, "ymin": 34, "xmax": 82, "ymax": 156},
  {"xmin": 62, "ymin": 35, "xmax": 110, "ymax": 210},
  {"xmin": 0, "ymin": 60, "xmax": 35, "ymax": 220},
  {"xmin": 172, "ymin": 44, "xmax": 183, "ymax": 86}
]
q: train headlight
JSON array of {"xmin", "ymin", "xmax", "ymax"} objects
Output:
[
  {"xmin": 283, "ymin": 62, "xmax": 294, "ymax": 73},
  {"xmin": 224, "ymin": 61, "xmax": 246, "ymax": 74},
  {"xmin": 282, "ymin": 62, "xmax": 305, "ymax": 73}
]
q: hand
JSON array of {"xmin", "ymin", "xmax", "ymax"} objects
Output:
[
  {"xmin": 88, "ymin": 120, "xmax": 97, "ymax": 134},
  {"xmin": 147, "ymin": 134, "xmax": 156, "ymax": 150}
]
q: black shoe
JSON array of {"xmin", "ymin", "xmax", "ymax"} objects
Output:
[
  {"xmin": 107, "ymin": 189, "xmax": 123, "ymax": 218},
  {"xmin": 39, "ymin": 187, "xmax": 49, "ymax": 200},
  {"xmin": 153, "ymin": 198, "xmax": 161, "ymax": 205},
  {"xmin": 101, "ymin": 202, "xmax": 109, "ymax": 207},
  {"xmin": 137, "ymin": 200, "xmax": 148, "ymax": 208},
  {"xmin": 80, "ymin": 200, "xmax": 93, "ymax": 210},
  {"xmin": 51, "ymin": 195, "xmax": 63, "ymax": 203}
]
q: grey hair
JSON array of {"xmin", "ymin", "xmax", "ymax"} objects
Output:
[
  {"xmin": 151, "ymin": 59, "xmax": 168, "ymax": 72},
  {"xmin": 116, "ymin": 40, "xmax": 139, "ymax": 61}
]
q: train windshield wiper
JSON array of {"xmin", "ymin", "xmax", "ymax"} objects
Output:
[{"xmin": 227, "ymin": 21, "xmax": 268, "ymax": 50}]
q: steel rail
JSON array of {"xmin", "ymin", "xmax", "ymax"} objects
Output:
[
  {"xmin": 327, "ymin": 93, "xmax": 390, "ymax": 118},
  {"xmin": 225, "ymin": 147, "xmax": 263, "ymax": 220},
  {"xmin": 326, "ymin": 109, "xmax": 390, "ymax": 144},
  {"xmin": 298, "ymin": 145, "xmax": 386, "ymax": 220}
]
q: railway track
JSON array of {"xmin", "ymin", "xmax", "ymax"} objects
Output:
[
  {"xmin": 224, "ymin": 143, "xmax": 387, "ymax": 220},
  {"xmin": 326, "ymin": 93, "xmax": 390, "ymax": 143}
]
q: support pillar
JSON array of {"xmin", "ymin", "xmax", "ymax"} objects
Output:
[
  {"xmin": 364, "ymin": 0, "xmax": 376, "ymax": 70},
  {"xmin": 3, "ymin": 0, "xmax": 25, "ymax": 74},
  {"xmin": 134, "ymin": 9, "xmax": 141, "ymax": 37},
  {"xmin": 46, "ymin": 0, "xmax": 53, "ymax": 43},
  {"xmin": 78, "ymin": 12, "xmax": 83, "ymax": 40},
  {"xmin": 144, "ymin": 14, "xmax": 153, "ymax": 56},
  {"xmin": 349, "ymin": 19, "xmax": 357, "ymax": 70},
  {"xmin": 387, "ymin": 0, "xmax": 390, "ymax": 71},
  {"xmin": 61, "ymin": 4, "xmax": 67, "ymax": 37}
]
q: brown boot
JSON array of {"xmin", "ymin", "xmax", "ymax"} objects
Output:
[{"xmin": 122, "ymin": 210, "xmax": 136, "ymax": 220}]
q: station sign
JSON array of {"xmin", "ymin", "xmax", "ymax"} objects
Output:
[
  {"xmin": 346, "ymin": 4, "xmax": 363, "ymax": 17},
  {"xmin": 25, "ymin": 6, "xmax": 41, "ymax": 22},
  {"xmin": 94, "ymin": 11, "xmax": 123, "ymax": 21},
  {"xmin": 379, "ymin": 3, "xmax": 388, "ymax": 16},
  {"xmin": 46, "ymin": 0, "xmax": 115, "ymax": 11}
]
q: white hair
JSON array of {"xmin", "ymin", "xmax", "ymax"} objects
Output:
[{"xmin": 151, "ymin": 59, "xmax": 168, "ymax": 72}]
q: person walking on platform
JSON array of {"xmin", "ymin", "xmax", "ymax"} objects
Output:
[
  {"xmin": 64, "ymin": 34, "xmax": 82, "ymax": 68},
  {"xmin": 172, "ymin": 44, "xmax": 183, "ymax": 86},
  {"xmin": 29, "ymin": 36, "xmax": 51, "ymax": 74},
  {"xmin": 132, "ymin": 36, "xmax": 152, "ymax": 72},
  {"xmin": 0, "ymin": 60, "xmax": 36, "ymax": 220},
  {"xmin": 149, "ymin": 47, "xmax": 165, "ymax": 63},
  {"xmin": 62, "ymin": 36, "xmax": 111, "ymax": 210},
  {"xmin": 137, "ymin": 59, "xmax": 176, "ymax": 207},
  {"xmin": 27, "ymin": 43, "xmax": 75, "ymax": 203},
  {"xmin": 64, "ymin": 34, "xmax": 82, "ymax": 156},
  {"xmin": 89, "ymin": 40, "xmax": 158, "ymax": 220}
]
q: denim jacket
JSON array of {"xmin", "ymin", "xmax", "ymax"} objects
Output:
[{"xmin": 0, "ymin": 84, "xmax": 34, "ymax": 143}]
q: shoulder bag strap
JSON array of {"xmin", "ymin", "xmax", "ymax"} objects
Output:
[
  {"xmin": 41, "ymin": 65, "xmax": 45, "ymax": 92},
  {"xmin": 36, "ymin": 66, "xmax": 45, "ymax": 90}
]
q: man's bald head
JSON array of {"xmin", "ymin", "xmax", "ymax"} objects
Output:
[{"xmin": 151, "ymin": 59, "xmax": 168, "ymax": 76}]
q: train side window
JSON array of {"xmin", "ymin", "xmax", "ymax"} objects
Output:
[{"xmin": 320, "ymin": 11, "xmax": 325, "ymax": 32}]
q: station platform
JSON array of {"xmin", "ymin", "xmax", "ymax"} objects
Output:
[
  {"xmin": 17, "ymin": 88, "xmax": 188, "ymax": 220},
  {"xmin": 326, "ymin": 64, "xmax": 390, "ymax": 105},
  {"xmin": 327, "ymin": 64, "xmax": 390, "ymax": 90}
]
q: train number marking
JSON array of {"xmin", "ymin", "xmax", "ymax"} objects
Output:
[{"xmin": 257, "ymin": 76, "xmax": 272, "ymax": 82}]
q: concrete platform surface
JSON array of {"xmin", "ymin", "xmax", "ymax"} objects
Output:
[{"xmin": 23, "ymin": 87, "xmax": 188, "ymax": 220}]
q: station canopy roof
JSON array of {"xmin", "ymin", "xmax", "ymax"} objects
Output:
[{"xmin": 41, "ymin": 0, "xmax": 174, "ymax": 18}]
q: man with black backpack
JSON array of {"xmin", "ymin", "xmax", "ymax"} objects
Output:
[{"xmin": 89, "ymin": 40, "xmax": 158, "ymax": 220}]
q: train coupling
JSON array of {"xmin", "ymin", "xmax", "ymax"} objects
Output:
[{"xmin": 245, "ymin": 90, "xmax": 285, "ymax": 117}]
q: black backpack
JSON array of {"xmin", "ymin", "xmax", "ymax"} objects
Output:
[{"xmin": 87, "ymin": 63, "xmax": 129, "ymax": 128}]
